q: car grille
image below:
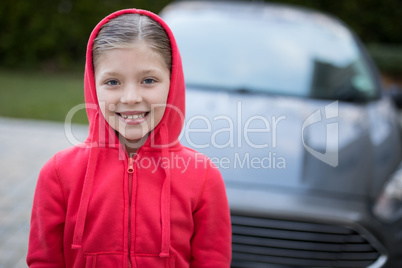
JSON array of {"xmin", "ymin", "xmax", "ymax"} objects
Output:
[{"xmin": 231, "ymin": 214, "xmax": 382, "ymax": 268}]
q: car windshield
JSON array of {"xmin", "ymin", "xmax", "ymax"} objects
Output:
[{"xmin": 163, "ymin": 5, "xmax": 377, "ymax": 100}]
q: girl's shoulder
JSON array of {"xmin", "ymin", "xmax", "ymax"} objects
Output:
[
  {"xmin": 175, "ymin": 146, "xmax": 212, "ymax": 164},
  {"xmin": 39, "ymin": 145, "xmax": 91, "ymax": 182},
  {"xmin": 173, "ymin": 146, "xmax": 222, "ymax": 177},
  {"xmin": 53, "ymin": 144, "xmax": 91, "ymax": 167}
]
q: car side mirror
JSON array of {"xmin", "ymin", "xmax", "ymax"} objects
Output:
[{"xmin": 385, "ymin": 85, "xmax": 402, "ymax": 109}]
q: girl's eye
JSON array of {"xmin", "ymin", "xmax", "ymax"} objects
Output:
[
  {"xmin": 106, "ymin": 79, "xmax": 120, "ymax": 86},
  {"xmin": 143, "ymin": 78, "xmax": 156, "ymax": 85}
]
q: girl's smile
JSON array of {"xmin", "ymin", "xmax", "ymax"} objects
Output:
[
  {"xmin": 117, "ymin": 111, "xmax": 149, "ymax": 124},
  {"xmin": 94, "ymin": 41, "xmax": 170, "ymax": 147}
]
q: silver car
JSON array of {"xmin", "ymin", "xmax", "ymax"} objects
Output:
[{"xmin": 161, "ymin": 1, "xmax": 402, "ymax": 267}]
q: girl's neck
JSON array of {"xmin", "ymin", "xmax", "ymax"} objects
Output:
[{"xmin": 118, "ymin": 133, "xmax": 148, "ymax": 156}]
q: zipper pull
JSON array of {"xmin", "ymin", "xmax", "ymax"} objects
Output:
[{"xmin": 127, "ymin": 157, "xmax": 134, "ymax": 173}]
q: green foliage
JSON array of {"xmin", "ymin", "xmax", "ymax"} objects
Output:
[
  {"xmin": 0, "ymin": 0, "xmax": 172, "ymax": 70},
  {"xmin": 367, "ymin": 44, "xmax": 402, "ymax": 77}
]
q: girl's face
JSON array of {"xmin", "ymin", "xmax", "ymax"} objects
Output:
[{"xmin": 95, "ymin": 41, "xmax": 170, "ymax": 147}]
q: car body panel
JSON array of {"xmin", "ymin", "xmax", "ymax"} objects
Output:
[{"xmin": 181, "ymin": 88, "xmax": 400, "ymax": 199}]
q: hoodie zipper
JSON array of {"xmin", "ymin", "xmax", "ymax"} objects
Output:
[{"xmin": 127, "ymin": 157, "xmax": 134, "ymax": 268}]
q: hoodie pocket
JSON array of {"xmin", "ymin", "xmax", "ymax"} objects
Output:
[
  {"xmin": 134, "ymin": 254, "xmax": 176, "ymax": 268},
  {"xmin": 85, "ymin": 253, "xmax": 123, "ymax": 268},
  {"xmin": 85, "ymin": 253, "xmax": 176, "ymax": 268}
]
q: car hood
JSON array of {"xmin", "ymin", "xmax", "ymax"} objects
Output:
[{"xmin": 180, "ymin": 87, "xmax": 398, "ymax": 199}]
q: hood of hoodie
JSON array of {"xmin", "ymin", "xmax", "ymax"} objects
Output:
[
  {"xmin": 71, "ymin": 9, "xmax": 185, "ymax": 255},
  {"xmin": 84, "ymin": 9, "xmax": 185, "ymax": 150}
]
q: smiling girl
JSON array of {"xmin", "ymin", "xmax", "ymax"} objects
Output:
[{"xmin": 27, "ymin": 9, "xmax": 231, "ymax": 267}]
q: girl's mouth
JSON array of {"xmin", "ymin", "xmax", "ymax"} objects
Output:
[
  {"xmin": 120, "ymin": 113, "xmax": 146, "ymax": 120},
  {"xmin": 117, "ymin": 112, "xmax": 149, "ymax": 124}
]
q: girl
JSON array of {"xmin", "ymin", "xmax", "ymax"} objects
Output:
[{"xmin": 27, "ymin": 9, "xmax": 231, "ymax": 267}]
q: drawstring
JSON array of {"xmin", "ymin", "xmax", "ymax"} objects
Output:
[
  {"xmin": 70, "ymin": 115, "xmax": 172, "ymax": 256},
  {"xmin": 159, "ymin": 122, "xmax": 171, "ymax": 258},
  {"xmin": 71, "ymin": 113, "xmax": 100, "ymax": 249}
]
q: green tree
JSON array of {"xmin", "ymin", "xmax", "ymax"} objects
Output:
[{"xmin": 0, "ymin": 0, "xmax": 171, "ymax": 70}]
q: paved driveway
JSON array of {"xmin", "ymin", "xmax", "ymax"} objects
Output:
[{"xmin": 0, "ymin": 117, "xmax": 88, "ymax": 268}]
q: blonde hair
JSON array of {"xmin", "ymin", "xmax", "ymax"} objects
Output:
[{"xmin": 93, "ymin": 13, "xmax": 171, "ymax": 70}]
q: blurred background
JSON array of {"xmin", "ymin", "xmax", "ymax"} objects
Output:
[
  {"xmin": 0, "ymin": 0, "xmax": 401, "ymax": 267},
  {"xmin": 0, "ymin": 0, "xmax": 401, "ymax": 124}
]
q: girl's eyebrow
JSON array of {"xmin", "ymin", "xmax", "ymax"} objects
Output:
[
  {"xmin": 103, "ymin": 69, "xmax": 160, "ymax": 75},
  {"xmin": 139, "ymin": 69, "xmax": 163, "ymax": 76},
  {"xmin": 97, "ymin": 69, "xmax": 167, "ymax": 79},
  {"xmin": 97, "ymin": 71, "xmax": 120, "ymax": 78}
]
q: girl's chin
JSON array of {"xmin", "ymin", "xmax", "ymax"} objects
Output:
[{"xmin": 117, "ymin": 131, "xmax": 149, "ymax": 146}]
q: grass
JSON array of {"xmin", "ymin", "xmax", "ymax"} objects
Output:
[{"xmin": 0, "ymin": 70, "xmax": 88, "ymax": 124}]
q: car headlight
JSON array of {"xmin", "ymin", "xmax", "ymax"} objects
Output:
[{"xmin": 373, "ymin": 163, "xmax": 402, "ymax": 222}]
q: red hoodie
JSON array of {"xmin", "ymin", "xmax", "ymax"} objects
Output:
[{"xmin": 27, "ymin": 9, "xmax": 231, "ymax": 268}]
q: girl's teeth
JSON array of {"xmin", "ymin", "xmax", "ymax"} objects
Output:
[{"xmin": 121, "ymin": 113, "xmax": 146, "ymax": 120}]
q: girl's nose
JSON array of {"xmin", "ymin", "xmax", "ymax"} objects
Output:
[{"xmin": 121, "ymin": 84, "xmax": 142, "ymax": 104}]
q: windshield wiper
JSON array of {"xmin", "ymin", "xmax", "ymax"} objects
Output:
[{"xmin": 186, "ymin": 83, "xmax": 288, "ymax": 96}]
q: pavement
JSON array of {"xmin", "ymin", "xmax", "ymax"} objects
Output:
[{"xmin": 0, "ymin": 117, "xmax": 88, "ymax": 268}]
